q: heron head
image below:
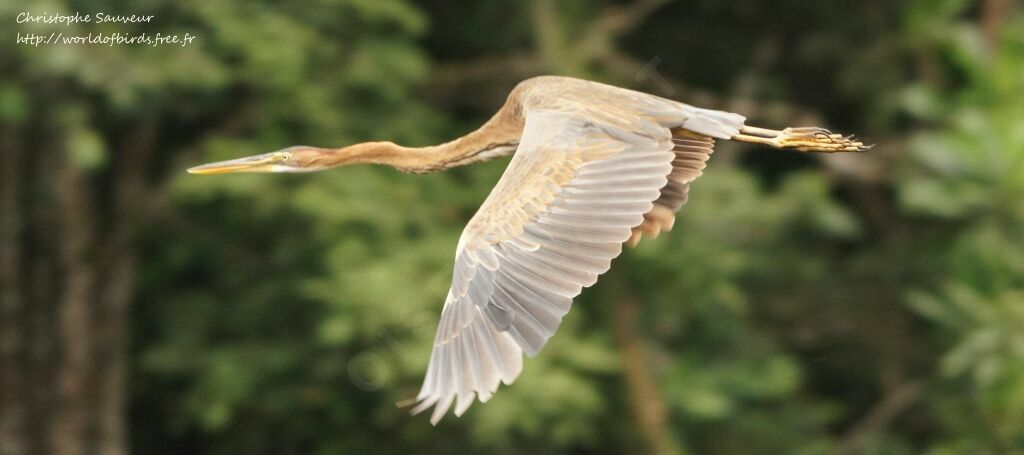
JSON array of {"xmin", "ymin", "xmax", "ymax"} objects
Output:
[{"xmin": 187, "ymin": 146, "xmax": 333, "ymax": 174}]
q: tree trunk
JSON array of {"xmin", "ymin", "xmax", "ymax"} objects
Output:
[
  {"xmin": 0, "ymin": 106, "xmax": 149, "ymax": 455},
  {"xmin": 981, "ymin": 0, "xmax": 1017, "ymax": 48},
  {"xmin": 1, "ymin": 108, "xmax": 29, "ymax": 455},
  {"xmin": 612, "ymin": 289, "xmax": 683, "ymax": 455}
]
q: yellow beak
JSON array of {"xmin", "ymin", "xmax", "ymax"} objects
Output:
[{"xmin": 187, "ymin": 153, "xmax": 285, "ymax": 175}]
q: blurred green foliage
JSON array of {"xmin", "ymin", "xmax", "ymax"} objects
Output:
[
  {"xmin": 4, "ymin": 0, "xmax": 1023, "ymax": 453},
  {"xmin": 898, "ymin": 3, "xmax": 1024, "ymax": 450}
]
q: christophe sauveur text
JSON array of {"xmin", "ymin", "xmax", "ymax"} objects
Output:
[
  {"xmin": 15, "ymin": 11, "xmax": 197, "ymax": 47},
  {"xmin": 17, "ymin": 11, "xmax": 156, "ymax": 24}
]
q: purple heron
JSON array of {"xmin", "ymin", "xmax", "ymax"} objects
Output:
[{"xmin": 188, "ymin": 75, "xmax": 868, "ymax": 424}]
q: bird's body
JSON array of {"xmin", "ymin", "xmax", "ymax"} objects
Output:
[{"xmin": 188, "ymin": 75, "xmax": 868, "ymax": 424}]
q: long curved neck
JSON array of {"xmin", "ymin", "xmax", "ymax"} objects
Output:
[{"xmin": 331, "ymin": 100, "xmax": 526, "ymax": 173}]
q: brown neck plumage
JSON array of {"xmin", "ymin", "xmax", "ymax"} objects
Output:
[{"xmin": 326, "ymin": 99, "xmax": 526, "ymax": 173}]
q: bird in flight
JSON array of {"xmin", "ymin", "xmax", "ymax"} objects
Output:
[{"xmin": 188, "ymin": 75, "xmax": 868, "ymax": 424}]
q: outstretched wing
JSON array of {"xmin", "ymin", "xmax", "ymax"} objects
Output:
[{"xmin": 411, "ymin": 109, "xmax": 677, "ymax": 423}]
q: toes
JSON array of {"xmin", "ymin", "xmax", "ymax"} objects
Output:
[{"xmin": 784, "ymin": 127, "xmax": 834, "ymax": 137}]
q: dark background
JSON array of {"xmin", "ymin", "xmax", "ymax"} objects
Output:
[{"xmin": 2, "ymin": 0, "xmax": 1023, "ymax": 454}]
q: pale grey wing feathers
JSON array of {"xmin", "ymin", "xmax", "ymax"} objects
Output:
[
  {"xmin": 523, "ymin": 77, "xmax": 746, "ymax": 139},
  {"xmin": 412, "ymin": 109, "xmax": 676, "ymax": 424},
  {"xmin": 532, "ymin": 84, "xmax": 740, "ymax": 245},
  {"xmin": 678, "ymin": 106, "xmax": 746, "ymax": 139}
]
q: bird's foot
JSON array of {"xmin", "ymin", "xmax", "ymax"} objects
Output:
[
  {"xmin": 774, "ymin": 127, "xmax": 871, "ymax": 153},
  {"xmin": 732, "ymin": 126, "xmax": 872, "ymax": 153}
]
